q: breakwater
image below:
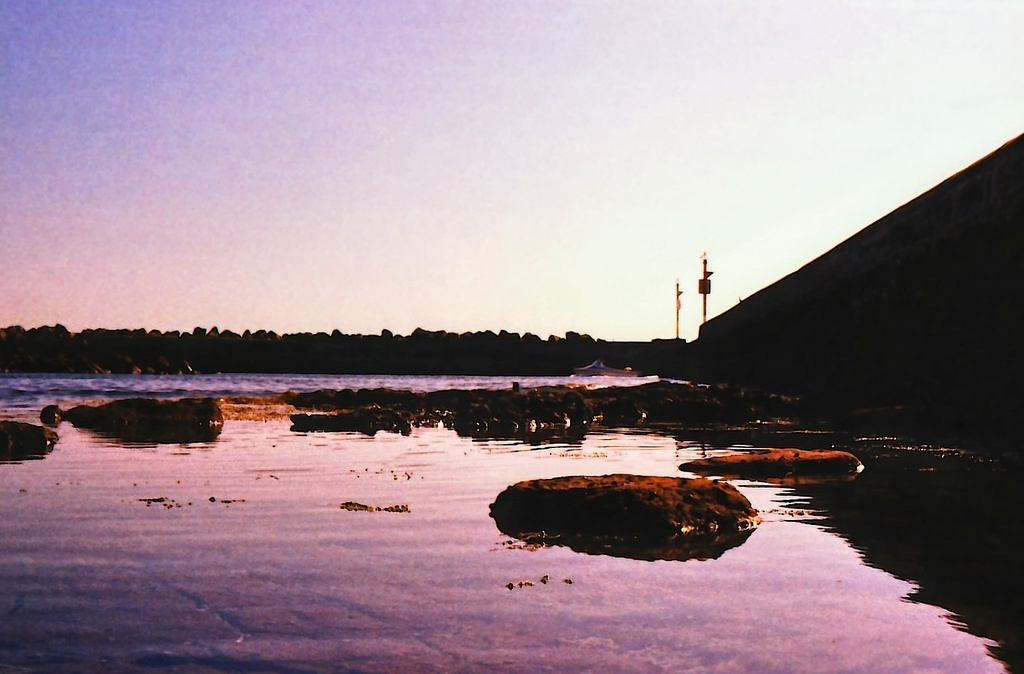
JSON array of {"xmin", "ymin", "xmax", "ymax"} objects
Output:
[
  {"xmin": 693, "ymin": 132, "xmax": 1024, "ymax": 446},
  {"xmin": 0, "ymin": 325, "xmax": 689, "ymax": 378}
]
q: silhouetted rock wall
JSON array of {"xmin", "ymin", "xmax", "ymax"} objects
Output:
[
  {"xmin": 693, "ymin": 132, "xmax": 1024, "ymax": 444},
  {"xmin": 0, "ymin": 325, "xmax": 689, "ymax": 378}
]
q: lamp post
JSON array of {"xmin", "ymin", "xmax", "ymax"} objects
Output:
[
  {"xmin": 698, "ymin": 254, "xmax": 713, "ymax": 325},
  {"xmin": 675, "ymin": 279, "xmax": 683, "ymax": 339}
]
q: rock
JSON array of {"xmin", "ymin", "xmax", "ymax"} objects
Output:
[
  {"xmin": 40, "ymin": 405, "xmax": 62, "ymax": 425},
  {"xmin": 680, "ymin": 448, "xmax": 864, "ymax": 480},
  {"xmin": 290, "ymin": 406, "xmax": 412, "ymax": 435},
  {"xmin": 62, "ymin": 398, "xmax": 223, "ymax": 444},
  {"xmin": 490, "ymin": 474, "xmax": 759, "ymax": 561},
  {"xmin": 286, "ymin": 386, "xmax": 593, "ymax": 441},
  {"xmin": 339, "ymin": 501, "xmax": 410, "ymax": 513},
  {"xmin": 283, "ymin": 381, "xmax": 805, "ymax": 442},
  {"xmin": 0, "ymin": 421, "xmax": 58, "ymax": 462}
]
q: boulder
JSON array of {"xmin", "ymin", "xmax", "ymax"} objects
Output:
[
  {"xmin": 490, "ymin": 474, "xmax": 759, "ymax": 561},
  {"xmin": 290, "ymin": 406, "xmax": 412, "ymax": 435},
  {"xmin": 62, "ymin": 398, "xmax": 223, "ymax": 444},
  {"xmin": 680, "ymin": 448, "xmax": 864, "ymax": 480},
  {"xmin": 40, "ymin": 404, "xmax": 62, "ymax": 425},
  {"xmin": 0, "ymin": 421, "xmax": 58, "ymax": 462}
]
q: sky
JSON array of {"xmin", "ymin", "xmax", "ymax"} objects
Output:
[{"xmin": 2, "ymin": 1, "xmax": 1022, "ymax": 342}]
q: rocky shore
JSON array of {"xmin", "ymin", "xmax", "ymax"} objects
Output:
[{"xmin": 286, "ymin": 380, "xmax": 801, "ymax": 440}]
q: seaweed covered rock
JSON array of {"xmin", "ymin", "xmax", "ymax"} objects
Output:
[
  {"xmin": 62, "ymin": 398, "xmax": 224, "ymax": 443},
  {"xmin": 449, "ymin": 387, "xmax": 590, "ymax": 441},
  {"xmin": 285, "ymin": 381, "xmax": 802, "ymax": 441},
  {"xmin": 680, "ymin": 448, "xmax": 863, "ymax": 480},
  {"xmin": 585, "ymin": 380, "xmax": 801, "ymax": 427},
  {"xmin": 490, "ymin": 474, "xmax": 759, "ymax": 561},
  {"xmin": 287, "ymin": 386, "xmax": 592, "ymax": 441},
  {"xmin": 0, "ymin": 421, "xmax": 58, "ymax": 462},
  {"xmin": 290, "ymin": 406, "xmax": 412, "ymax": 435}
]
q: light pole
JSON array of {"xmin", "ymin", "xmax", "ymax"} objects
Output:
[
  {"xmin": 698, "ymin": 254, "xmax": 713, "ymax": 325},
  {"xmin": 675, "ymin": 279, "xmax": 683, "ymax": 339}
]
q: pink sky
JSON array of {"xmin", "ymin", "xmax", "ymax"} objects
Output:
[{"xmin": 2, "ymin": 1, "xmax": 1022, "ymax": 340}]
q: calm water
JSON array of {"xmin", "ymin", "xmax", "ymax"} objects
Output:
[{"xmin": 0, "ymin": 374, "xmax": 1017, "ymax": 673}]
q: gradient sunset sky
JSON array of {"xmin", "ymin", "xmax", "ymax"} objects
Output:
[{"xmin": 2, "ymin": 1, "xmax": 1022, "ymax": 341}]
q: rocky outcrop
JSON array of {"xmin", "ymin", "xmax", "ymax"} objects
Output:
[
  {"xmin": 585, "ymin": 381, "xmax": 799, "ymax": 427},
  {"xmin": 489, "ymin": 474, "xmax": 759, "ymax": 561},
  {"xmin": 339, "ymin": 501, "xmax": 410, "ymax": 513},
  {"xmin": 40, "ymin": 404, "xmax": 61, "ymax": 425},
  {"xmin": 291, "ymin": 407, "xmax": 413, "ymax": 436},
  {"xmin": 0, "ymin": 421, "xmax": 58, "ymax": 462},
  {"xmin": 288, "ymin": 385, "xmax": 593, "ymax": 440},
  {"xmin": 287, "ymin": 381, "xmax": 802, "ymax": 440},
  {"xmin": 680, "ymin": 448, "xmax": 864, "ymax": 480},
  {"xmin": 60, "ymin": 398, "xmax": 224, "ymax": 444}
]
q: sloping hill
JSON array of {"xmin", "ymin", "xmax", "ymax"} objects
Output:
[{"xmin": 693, "ymin": 133, "xmax": 1024, "ymax": 445}]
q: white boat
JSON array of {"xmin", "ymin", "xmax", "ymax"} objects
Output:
[{"xmin": 572, "ymin": 359, "xmax": 642, "ymax": 377}]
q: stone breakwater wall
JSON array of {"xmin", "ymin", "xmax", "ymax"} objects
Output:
[
  {"xmin": 0, "ymin": 326, "xmax": 688, "ymax": 378},
  {"xmin": 693, "ymin": 132, "xmax": 1024, "ymax": 444}
]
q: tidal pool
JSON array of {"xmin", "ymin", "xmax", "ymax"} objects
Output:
[{"xmin": 0, "ymin": 415, "xmax": 1013, "ymax": 673}]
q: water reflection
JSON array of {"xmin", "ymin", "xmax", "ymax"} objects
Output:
[
  {"xmin": 495, "ymin": 525, "xmax": 756, "ymax": 562},
  {"xmin": 0, "ymin": 413, "xmax": 1012, "ymax": 673},
  {"xmin": 76, "ymin": 424, "xmax": 223, "ymax": 445},
  {"xmin": 0, "ymin": 421, "xmax": 57, "ymax": 464},
  {"xmin": 789, "ymin": 444, "xmax": 1024, "ymax": 673},
  {"xmin": 0, "ymin": 439, "xmax": 55, "ymax": 463},
  {"xmin": 666, "ymin": 427, "xmax": 1023, "ymax": 672}
]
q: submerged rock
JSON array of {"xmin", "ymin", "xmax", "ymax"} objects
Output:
[
  {"xmin": 490, "ymin": 474, "xmax": 759, "ymax": 562},
  {"xmin": 0, "ymin": 421, "xmax": 58, "ymax": 462},
  {"xmin": 61, "ymin": 397, "xmax": 224, "ymax": 444},
  {"xmin": 339, "ymin": 501, "xmax": 410, "ymax": 513},
  {"xmin": 680, "ymin": 448, "xmax": 864, "ymax": 480},
  {"xmin": 290, "ymin": 406, "xmax": 412, "ymax": 435}
]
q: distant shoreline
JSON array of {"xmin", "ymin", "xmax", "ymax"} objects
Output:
[{"xmin": 0, "ymin": 325, "xmax": 690, "ymax": 379}]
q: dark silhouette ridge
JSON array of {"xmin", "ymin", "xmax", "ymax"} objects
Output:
[
  {"xmin": 0, "ymin": 325, "xmax": 688, "ymax": 378},
  {"xmin": 693, "ymin": 132, "xmax": 1024, "ymax": 448}
]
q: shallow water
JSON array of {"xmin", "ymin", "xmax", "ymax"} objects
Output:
[
  {"xmin": 0, "ymin": 374, "xmax": 1016, "ymax": 673},
  {"xmin": 0, "ymin": 373, "xmax": 656, "ymax": 422}
]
